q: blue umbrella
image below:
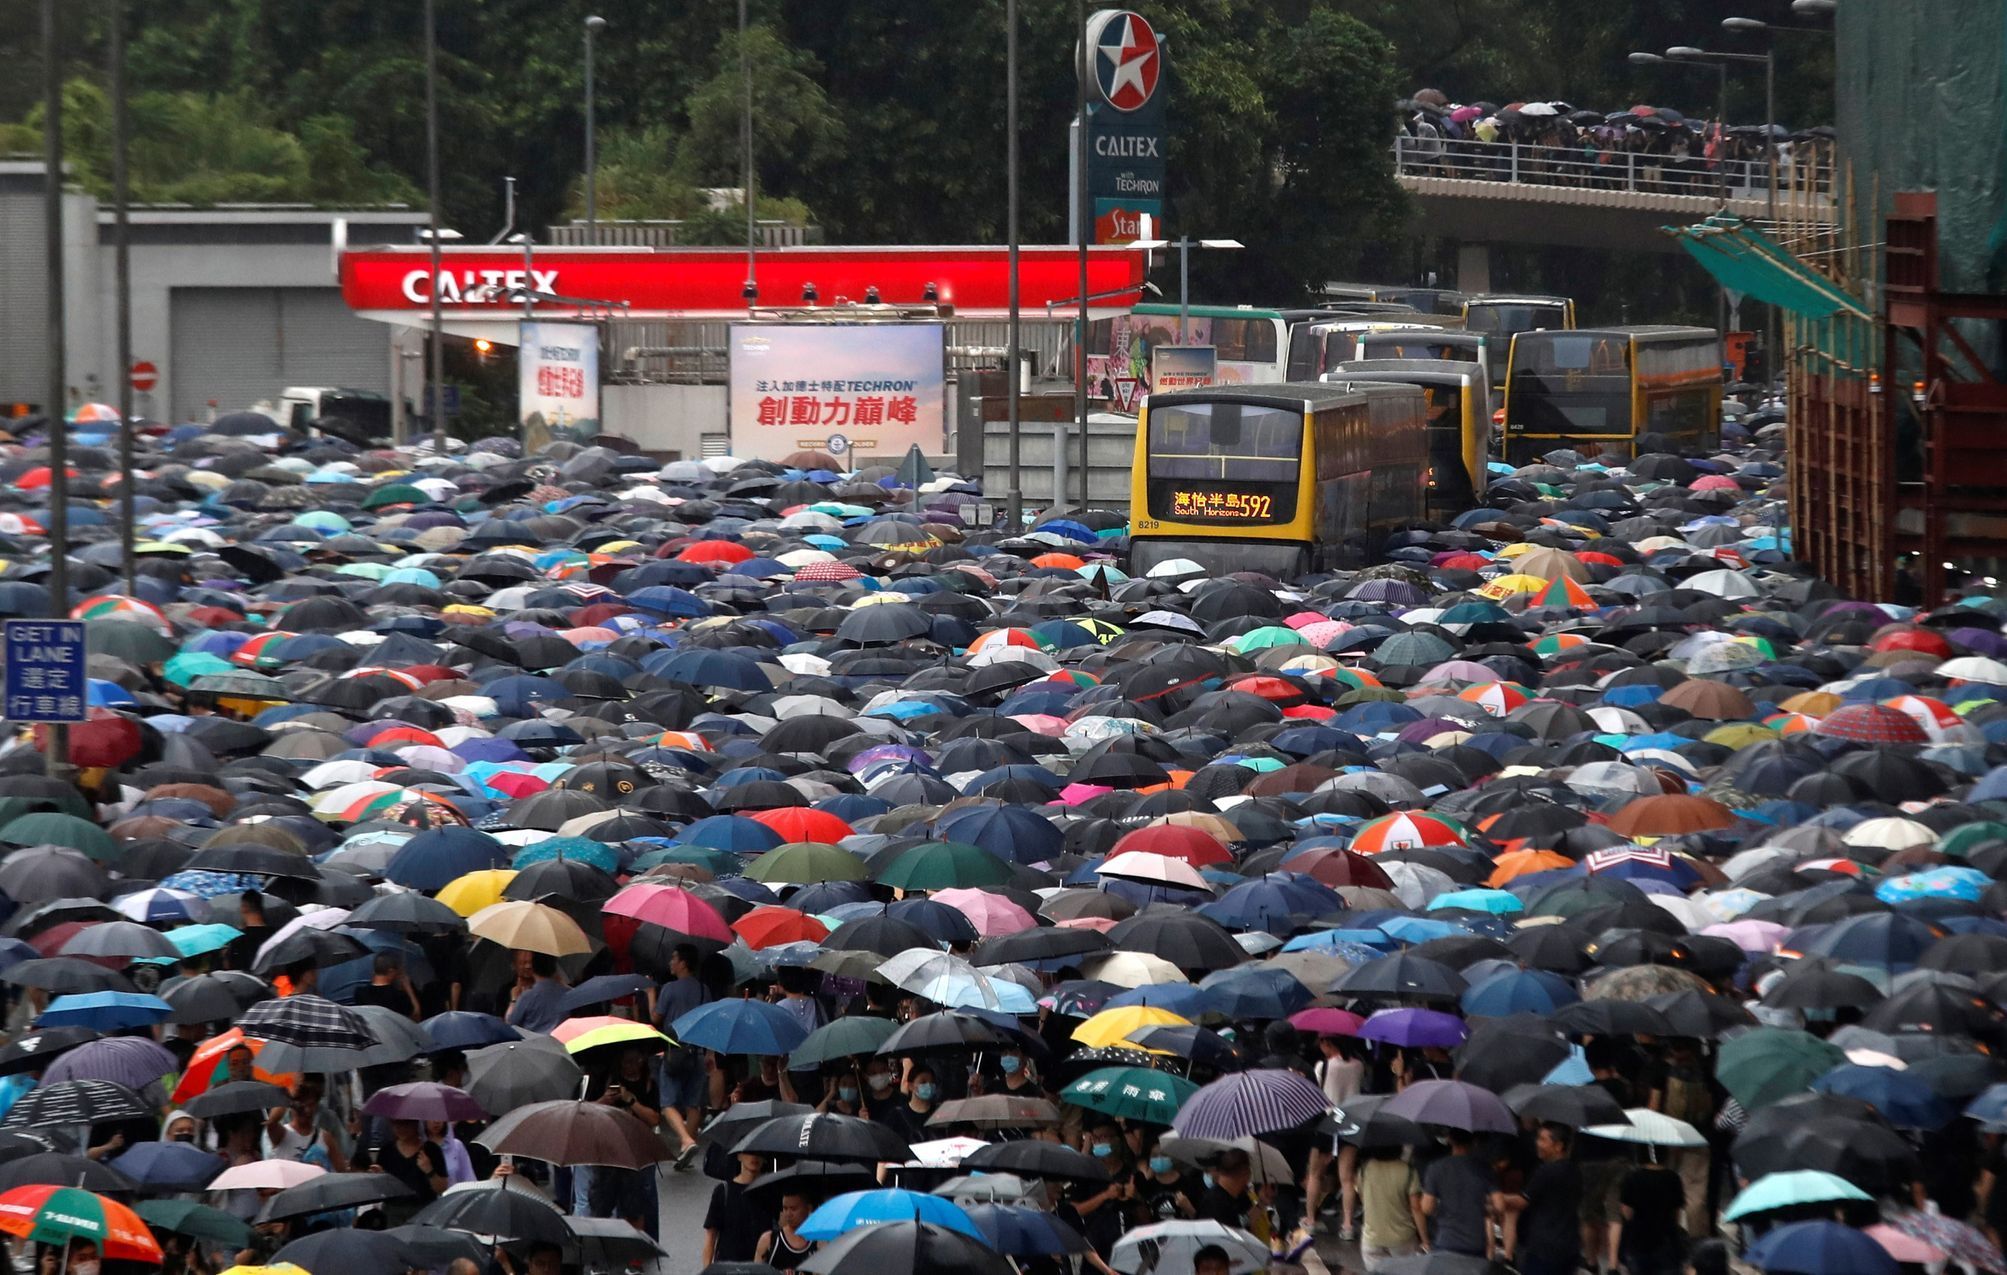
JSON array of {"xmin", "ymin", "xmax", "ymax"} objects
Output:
[
  {"xmin": 1811, "ymin": 1063, "xmax": 1956, "ymax": 1129},
  {"xmin": 422, "ymin": 1011, "xmax": 519, "ymax": 1051},
  {"xmin": 675, "ymin": 814, "xmax": 784, "ymax": 854},
  {"xmin": 1105, "ymin": 983, "xmax": 1213, "ymax": 1016},
  {"xmin": 935, "ymin": 805, "xmax": 1063, "ymax": 865},
  {"xmin": 962, "ymin": 1203, "xmax": 1089, "ymax": 1256},
  {"xmin": 1196, "ymin": 966, "xmax": 1313, "ymax": 1020},
  {"xmin": 109, "ymin": 1140, "xmax": 227, "ymax": 1191},
  {"xmin": 798, "ymin": 1189, "xmax": 979, "ymax": 1242},
  {"xmin": 384, "ymin": 826, "xmax": 509, "ymax": 892},
  {"xmin": 671, "ymin": 998, "xmax": 811, "ymax": 1056},
  {"xmin": 1744, "ymin": 1220, "xmax": 1898, "ymax": 1275},
  {"xmin": 1461, "ymin": 968, "xmax": 1580, "ymax": 1017},
  {"xmin": 37, "ymin": 991, "xmax": 171, "ymax": 1030}
]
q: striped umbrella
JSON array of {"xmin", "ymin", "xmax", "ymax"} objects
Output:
[{"xmin": 1170, "ymin": 1068, "xmax": 1330, "ymax": 1140}]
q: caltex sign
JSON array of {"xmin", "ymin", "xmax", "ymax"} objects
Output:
[{"xmin": 1081, "ymin": 10, "xmax": 1167, "ymax": 245}]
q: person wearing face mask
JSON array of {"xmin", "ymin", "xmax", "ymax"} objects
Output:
[
  {"xmin": 879, "ymin": 1064, "xmax": 939, "ymax": 1146},
  {"xmin": 1066, "ymin": 1125, "xmax": 1134, "ymax": 1258},
  {"xmin": 818, "ymin": 1066, "xmax": 865, "ymax": 1116},
  {"xmin": 163, "ymin": 1110, "xmax": 199, "ymax": 1147},
  {"xmin": 1136, "ymin": 1142, "xmax": 1199, "ymax": 1220},
  {"xmin": 992, "ymin": 1046, "xmax": 1045, "ymax": 1098},
  {"xmin": 38, "ymin": 1240, "xmax": 98, "ymax": 1275},
  {"xmin": 861, "ymin": 1060, "xmax": 902, "ymax": 1120}
]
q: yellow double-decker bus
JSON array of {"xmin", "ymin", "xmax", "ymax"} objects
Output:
[
  {"xmin": 1501, "ymin": 325, "xmax": 1723, "ymax": 465},
  {"xmin": 1327, "ymin": 359, "xmax": 1492, "ymax": 518},
  {"xmin": 1129, "ymin": 382, "xmax": 1428, "ymax": 578}
]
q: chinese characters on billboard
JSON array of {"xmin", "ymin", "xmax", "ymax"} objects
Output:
[
  {"xmin": 728, "ymin": 323, "xmax": 947, "ymax": 462},
  {"xmin": 1150, "ymin": 345, "xmax": 1217, "ymax": 392},
  {"xmin": 518, "ymin": 321, "xmax": 601, "ymax": 451},
  {"xmin": 1088, "ymin": 316, "xmax": 1249, "ymax": 406}
]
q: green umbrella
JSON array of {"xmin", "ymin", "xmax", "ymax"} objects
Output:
[
  {"xmin": 791, "ymin": 1016, "xmax": 900, "ymax": 1068},
  {"xmin": 1231, "ymin": 626, "xmax": 1309, "ymax": 653},
  {"xmin": 162, "ymin": 652, "xmax": 235, "ymax": 688},
  {"xmin": 0, "ymin": 812, "xmax": 118, "ymax": 862},
  {"xmin": 875, "ymin": 840, "xmax": 1014, "ymax": 891},
  {"xmin": 745, "ymin": 841, "xmax": 868, "ymax": 885},
  {"xmin": 135, "ymin": 1198, "xmax": 254, "ymax": 1249},
  {"xmin": 0, "ymin": 792, "xmax": 91, "ymax": 824},
  {"xmin": 1938, "ymin": 822, "xmax": 2007, "ymax": 858},
  {"xmin": 1722, "ymin": 1170, "xmax": 1872, "ymax": 1221},
  {"xmin": 363, "ymin": 482, "xmax": 429, "ymax": 509},
  {"xmin": 87, "ymin": 618, "xmax": 175, "ymax": 665},
  {"xmin": 631, "ymin": 844, "xmax": 743, "ymax": 875},
  {"xmin": 1716, "ymin": 1027, "xmax": 1847, "ymax": 1109},
  {"xmin": 1062, "ymin": 1066, "xmax": 1198, "ymax": 1126}
]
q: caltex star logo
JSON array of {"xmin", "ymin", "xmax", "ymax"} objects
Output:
[{"xmin": 1094, "ymin": 12, "xmax": 1160, "ymax": 112}]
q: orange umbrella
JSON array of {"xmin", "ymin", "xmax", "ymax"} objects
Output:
[
  {"xmin": 1486, "ymin": 849, "xmax": 1576, "ymax": 887},
  {"xmin": 1030, "ymin": 553, "xmax": 1086, "ymax": 570},
  {"xmin": 170, "ymin": 1029, "xmax": 296, "ymax": 1102},
  {"xmin": 1605, "ymin": 793, "xmax": 1737, "ymax": 838}
]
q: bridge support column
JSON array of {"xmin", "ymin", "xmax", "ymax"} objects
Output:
[{"xmin": 1455, "ymin": 243, "xmax": 1492, "ymax": 295}]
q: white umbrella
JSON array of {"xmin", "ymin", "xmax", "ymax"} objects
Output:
[
  {"xmin": 1113, "ymin": 1220, "xmax": 1269, "ymax": 1275},
  {"xmin": 1096, "ymin": 851, "xmax": 1207, "ymax": 889},
  {"xmin": 1583, "ymin": 1108, "xmax": 1706, "ymax": 1148}
]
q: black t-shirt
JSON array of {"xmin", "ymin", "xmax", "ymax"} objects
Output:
[
  {"xmin": 1521, "ymin": 1160, "xmax": 1583, "ymax": 1262},
  {"xmin": 1196, "ymin": 1184, "xmax": 1249, "ymax": 1230},
  {"xmin": 1140, "ymin": 1171, "xmax": 1196, "ymax": 1221},
  {"xmin": 352, "ymin": 981, "xmax": 412, "ymax": 1015},
  {"xmin": 705, "ymin": 1179, "xmax": 771, "ymax": 1263},
  {"xmin": 354, "ymin": 1138, "xmax": 444, "ymax": 1217},
  {"xmin": 878, "ymin": 1101, "xmax": 934, "ymax": 1148},
  {"xmin": 1619, "ymin": 1166, "xmax": 1686, "ymax": 1253}
]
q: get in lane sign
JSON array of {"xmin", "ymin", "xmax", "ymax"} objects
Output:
[{"xmin": 3, "ymin": 620, "xmax": 88, "ymax": 723}]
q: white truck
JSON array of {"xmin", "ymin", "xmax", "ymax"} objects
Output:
[{"xmin": 249, "ymin": 387, "xmax": 394, "ymax": 445}]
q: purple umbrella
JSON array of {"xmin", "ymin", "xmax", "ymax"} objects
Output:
[
  {"xmin": 1357, "ymin": 1007, "xmax": 1469, "ymax": 1049},
  {"xmin": 41, "ymin": 1037, "xmax": 176, "ymax": 1090},
  {"xmin": 1170, "ymin": 1069, "xmax": 1331, "ymax": 1140},
  {"xmin": 360, "ymin": 1081, "xmax": 489, "ymax": 1122},
  {"xmin": 1381, "ymin": 1079, "xmax": 1516, "ymax": 1133}
]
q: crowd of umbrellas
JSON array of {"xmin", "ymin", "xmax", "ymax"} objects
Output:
[{"xmin": 0, "ymin": 407, "xmax": 1996, "ymax": 1275}]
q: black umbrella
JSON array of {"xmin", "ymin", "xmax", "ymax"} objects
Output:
[
  {"xmin": 184, "ymin": 1081, "xmax": 295, "ymax": 1120},
  {"xmin": 0, "ymin": 1027, "xmax": 96, "ymax": 1076},
  {"xmin": 257, "ymin": 1170, "xmax": 415, "ymax": 1222},
  {"xmin": 478, "ymin": 1100, "xmax": 672, "ymax": 1169},
  {"xmin": 732, "ymin": 1113, "xmax": 911, "ymax": 1164},
  {"xmin": 960, "ymin": 1138, "xmax": 1110, "ymax": 1184},
  {"xmin": 1333, "ymin": 953, "xmax": 1467, "ymax": 1002},
  {"xmin": 464, "ymin": 1039, "xmax": 585, "ymax": 1111},
  {"xmin": 1501, "ymin": 1082, "xmax": 1627, "ymax": 1128},
  {"xmin": 0, "ymin": 1152, "xmax": 134, "ymax": 1193},
  {"xmin": 1, "ymin": 1079, "xmax": 148, "ymax": 1130},
  {"xmin": 272, "ymin": 1229, "xmax": 425, "ymax": 1273},
  {"xmin": 0, "ymin": 959, "xmax": 133, "ymax": 996},
  {"xmin": 800, "ymin": 1220, "xmax": 1014, "ymax": 1275},
  {"xmin": 1105, "ymin": 912, "xmax": 1246, "ymax": 973},
  {"xmin": 877, "ymin": 1012, "xmax": 1004, "ymax": 1056},
  {"xmin": 411, "ymin": 1177, "xmax": 571, "ymax": 1245}
]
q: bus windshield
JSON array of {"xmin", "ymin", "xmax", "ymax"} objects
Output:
[
  {"xmin": 1509, "ymin": 334, "xmax": 1633, "ymax": 435},
  {"xmin": 1147, "ymin": 402, "xmax": 1302, "ymax": 482},
  {"xmin": 1467, "ymin": 303, "xmax": 1568, "ymax": 339},
  {"xmin": 1360, "ymin": 334, "xmax": 1475, "ymax": 365}
]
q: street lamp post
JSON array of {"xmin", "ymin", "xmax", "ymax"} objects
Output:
[
  {"xmin": 740, "ymin": 0, "xmax": 756, "ymax": 303},
  {"xmin": 1073, "ymin": 0, "xmax": 1090, "ymax": 513},
  {"xmin": 424, "ymin": 0, "xmax": 445, "ymax": 455},
  {"xmin": 109, "ymin": 0, "xmax": 135, "ymax": 595},
  {"xmin": 40, "ymin": 0, "xmax": 70, "ymax": 781},
  {"xmin": 584, "ymin": 16, "xmax": 606, "ymax": 241},
  {"xmin": 1132, "ymin": 235, "xmax": 1244, "ymax": 344},
  {"xmin": 1004, "ymin": 0, "xmax": 1023, "ymax": 531},
  {"xmin": 1667, "ymin": 44, "xmax": 1776, "ymax": 381},
  {"xmin": 1632, "ymin": 50, "xmax": 1729, "ymax": 203}
]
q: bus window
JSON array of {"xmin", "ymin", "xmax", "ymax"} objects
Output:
[
  {"xmin": 1213, "ymin": 319, "xmax": 1278, "ymax": 365},
  {"xmin": 1147, "ymin": 402, "xmax": 1302, "ymax": 484}
]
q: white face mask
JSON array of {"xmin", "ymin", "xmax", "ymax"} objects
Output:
[{"xmin": 73, "ymin": 1262, "xmax": 100, "ymax": 1275}]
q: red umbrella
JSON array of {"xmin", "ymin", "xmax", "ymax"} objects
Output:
[
  {"xmin": 678, "ymin": 540, "xmax": 754, "ymax": 565},
  {"xmin": 1282, "ymin": 847, "xmax": 1394, "ymax": 890},
  {"xmin": 732, "ymin": 905, "xmax": 831, "ymax": 949},
  {"xmin": 749, "ymin": 807, "xmax": 854, "ymax": 843},
  {"xmin": 1108, "ymin": 824, "xmax": 1231, "ymax": 867},
  {"xmin": 38, "ymin": 712, "xmax": 142, "ymax": 769}
]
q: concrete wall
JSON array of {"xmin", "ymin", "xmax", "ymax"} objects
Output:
[
  {"xmin": 980, "ymin": 415, "xmax": 1136, "ymax": 514},
  {"xmin": 603, "ymin": 383, "xmax": 727, "ymax": 457}
]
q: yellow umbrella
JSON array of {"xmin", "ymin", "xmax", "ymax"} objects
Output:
[
  {"xmin": 467, "ymin": 899, "xmax": 593, "ymax": 956},
  {"xmin": 436, "ymin": 869, "xmax": 518, "ymax": 917},
  {"xmin": 1071, "ymin": 1005, "xmax": 1190, "ymax": 1048},
  {"xmin": 553, "ymin": 1016, "xmax": 668, "ymax": 1054},
  {"xmin": 1477, "ymin": 573, "xmax": 1548, "ymax": 600},
  {"xmin": 219, "ymin": 1266, "xmax": 311, "ymax": 1275}
]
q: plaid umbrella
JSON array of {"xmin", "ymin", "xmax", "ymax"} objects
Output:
[
  {"xmin": 1170, "ymin": 1069, "xmax": 1330, "ymax": 1140},
  {"xmin": 239, "ymin": 994, "xmax": 373, "ymax": 1052}
]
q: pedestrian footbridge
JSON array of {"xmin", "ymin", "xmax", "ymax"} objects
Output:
[{"xmin": 1392, "ymin": 138, "xmax": 1837, "ymax": 289}]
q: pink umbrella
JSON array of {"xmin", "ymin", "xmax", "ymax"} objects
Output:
[
  {"xmin": 1866, "ymin": 1224, "xmax": 1945, "ymax": 1265},
  {"xmin": 603, "ymin": 883, "xmax": 733, "ymax": 943},
  {"xmin": 1283, "ymin": 611, "xmax": 1328, "ymax": 629},
  {"xmin": 1690, "ymin": 475, "xmax": 1742, "ymax": 492},
  {"xmin": 1288, "ymin": 1007, "xmax": 1365, "ymax": 1036},
  {"xmin": 1057, "ymin": 916, "xmax": 1121, "ymax": 934},
  {"xmin": 932, "ymin": 887, "xmax": 1036, "ymax": 936},
  {"xmin": 1009, "ymin": 713, "xmax": 1070, "ymax": 736},
  {"xmin": 1702, "ymin": 919, "xmax": 1789, "ymax": 953},
  {"xmin": 1056, "ymin": 782, "xmax": 1113, "ymax": 805}
]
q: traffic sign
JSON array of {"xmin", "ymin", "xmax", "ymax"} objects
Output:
[
  {"xmin": 1111, "ymin": 377, "xmax": 1143, "ymax": 412},
  {"xmin": 3, "ymin": 620, "xmax": 88, "ymax": 724},
  {"xmin": 129, "ymin": 361, "xmax": 157, "ymax": 393}
]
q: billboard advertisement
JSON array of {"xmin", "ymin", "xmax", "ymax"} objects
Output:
[
  {"xmin": 1088, "ymin": 316, "xmax": 1251, "ymax": 404},
  {"xmin": 728, "ymin": 323, "xmax": 947, "ymax": 462},
  {"xmin": 1151, "ymin": 345, "xmax": 1217, "ymax": 392},
  {"xmin": 518, "ymin": 321, "xmax": 600, "ymax": 450}
]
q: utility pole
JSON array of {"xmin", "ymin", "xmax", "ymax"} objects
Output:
[
  {"xmin": 425, "ymin": 0, "xmax": 446, "ymax": 455},
  {"xmin": 110, "ymin": 0, "xmax": 135, "ymax": 595},
  {"xmin": 1073, "ymin": 0, "xmax": 1090, "ymax": 512},
  {"xmin": 41, "ymin": 0, "xmax": 70, "ymax": 782},
  {"xmin": 1004, "ymin": 0, "xmax": 1022, "ymax": 531}
]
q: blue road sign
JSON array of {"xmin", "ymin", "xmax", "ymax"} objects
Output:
[{"xmin": 4, "ymin": 620, "xmax": 88, "ymax": 723}]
